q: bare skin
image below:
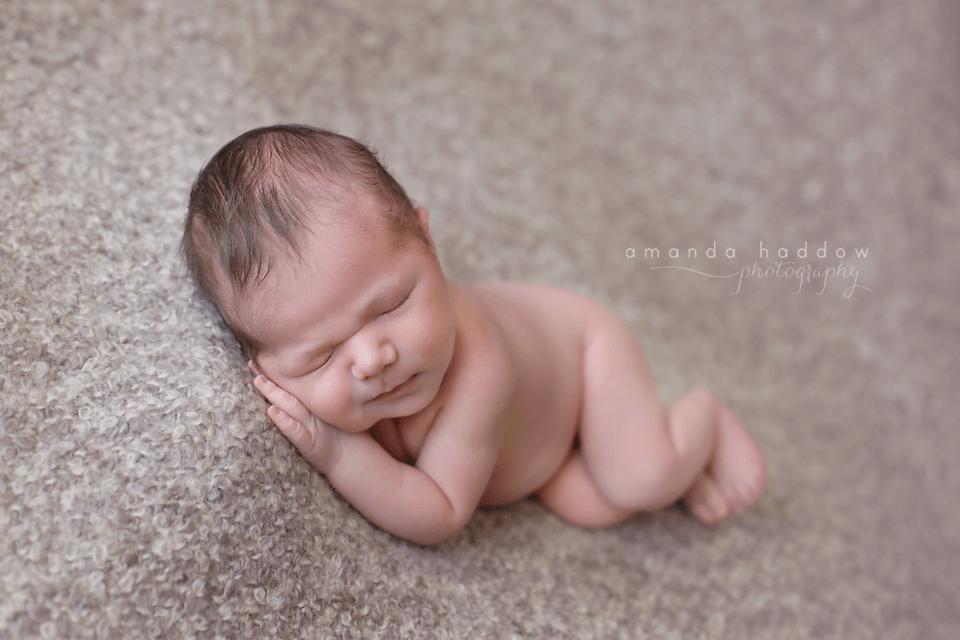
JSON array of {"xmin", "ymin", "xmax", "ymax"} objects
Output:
[{"xmin": 233, "ymin": 196, "xmax": 767, "ymax": 545}]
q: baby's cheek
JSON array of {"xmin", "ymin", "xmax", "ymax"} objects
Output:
[
  {"xmin": 302, "ymin": 379, "xmax": 345, "ymax": 422},
  {"xmin": 427, "ymin": 309, "xmax": 456, "ymax": 364},
  {"xmin": 415, "ymin": 309, "xmax": 445, "ymax": 349}
]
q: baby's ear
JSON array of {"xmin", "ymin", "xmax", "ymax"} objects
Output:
[{"xmin": 415, "ymin": 207, "xmax": 430, "ymax": 234}]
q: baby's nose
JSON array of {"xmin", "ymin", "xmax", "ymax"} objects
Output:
[{"xmin": 351, "ymin": 341, "xmax": 398, "ymax": 380}]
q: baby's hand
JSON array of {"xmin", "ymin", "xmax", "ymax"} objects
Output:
[{"xmin": 248, "ymin": 363, "xmax": 340, "ymax": 473}]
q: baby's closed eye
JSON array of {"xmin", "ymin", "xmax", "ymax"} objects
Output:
[
  {"xmin": 292, "ymin": 347, "xmax": 335, "ymax": 377},
  {"xmin": 379, "ymin": 292, "xmax": 411, "ymax": 317},
  {"xmin": 313, "ymin": 351, "xmax": 334, "ymax": 370}
]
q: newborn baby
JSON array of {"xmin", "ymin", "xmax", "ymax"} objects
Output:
[{"xmin": 182, "ymin": 125, "xmax": 767, "ymax": 545}]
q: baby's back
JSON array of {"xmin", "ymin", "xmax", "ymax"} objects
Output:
[{"xmin": 469, "ymin": 282, "xmax": 602, "ymax": 506}]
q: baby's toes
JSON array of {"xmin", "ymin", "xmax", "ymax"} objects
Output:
[
  {"xmin": 729, "ymin": 461, "xmax": 768, "ymax": 513},
  {"xmin": 684, "ymin": 475, "xmax": 731, "ymax": 525}
]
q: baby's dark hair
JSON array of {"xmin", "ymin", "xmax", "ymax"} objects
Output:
[{"xmin": 181, "ymin": 124, "xmax": 427, "ymax": 355}]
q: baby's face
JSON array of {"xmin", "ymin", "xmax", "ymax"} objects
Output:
[{"xmin": 233, "ymin": 202, "xmax": 455, "ymax": 432}]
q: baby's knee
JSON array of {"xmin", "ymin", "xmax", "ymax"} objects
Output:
[{"xmin": 596, "ymin": 442, "xmax": 684, "ymax": 511}]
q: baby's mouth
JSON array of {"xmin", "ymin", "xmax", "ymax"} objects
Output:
[{"xmin": 369, "ymin": 373, "xmax": 419, "ymax": 403}]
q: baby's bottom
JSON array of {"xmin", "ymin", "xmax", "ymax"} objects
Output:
[{"xmin": 536, "ymin": 310, "xmax": 767, "ymax": 528}]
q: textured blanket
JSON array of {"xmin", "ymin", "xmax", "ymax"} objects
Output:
[{"xmin": 2, "ymin": 0, "xmax": 958, "ymax": 638}]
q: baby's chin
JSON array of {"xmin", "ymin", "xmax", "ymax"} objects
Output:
[
  {"xmin": 375, "ymin": 393, "xmax": 434, "ymax": 424},
  {"xmin": 324, "ymin": 395, "xmax": 433, "ymax": 433}
]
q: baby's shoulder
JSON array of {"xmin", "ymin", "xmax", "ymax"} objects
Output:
[
  {"xmin": 444, "ymin": 282, "xmax": 519, "ymax": 399},
  {"xmin": 464, "ymin": 280, "xmax": 610, "ymax": 366},
  {"xmin": 469, "ymin": 281, "xmax": 609, "ymax": 328}
]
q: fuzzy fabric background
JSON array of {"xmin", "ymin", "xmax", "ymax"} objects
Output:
[{"xmin": 2, "ymin": 0, "xmax": 959, "ymax": 638}]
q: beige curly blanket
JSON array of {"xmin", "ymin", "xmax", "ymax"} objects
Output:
[{"xmin": 2, "ymin": 0, "xmax": 958, "ymax": 637}]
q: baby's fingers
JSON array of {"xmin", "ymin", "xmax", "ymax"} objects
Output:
[
  {"xmin": 252, "ymin": 375, "xmax": 313, "ymax": 426},
  {"xmin": 266, "ymin": 405, "xmax": 319, "ymax": 457}
]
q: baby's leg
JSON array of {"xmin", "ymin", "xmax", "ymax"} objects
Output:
[
  {"xmin": 536, "ymin": 449, "xmax": 636, "ymax": 529},
  {"xmin": 575, "ymin": 309, "xmax": 766, "ymax": 524}
]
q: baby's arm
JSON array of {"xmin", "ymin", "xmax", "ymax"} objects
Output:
[{"xmin": 252, "ymin": 368, "xmax": 510, "ymax": 545}]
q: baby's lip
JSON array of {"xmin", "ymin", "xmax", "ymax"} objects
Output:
[{"xmin": 368, "ymin": 373, "xmax": 418, "ymax": 403}]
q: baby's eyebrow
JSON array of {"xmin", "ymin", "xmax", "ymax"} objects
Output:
[{"xmin": 358, "ymin": 279, "xmax": 408, "ymax": 318}]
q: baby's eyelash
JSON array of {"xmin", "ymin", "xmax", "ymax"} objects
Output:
[
  {"xmin": 382, "ymin": 293, "xmax": 411, "ymax": 315},
  {"xmin": 298, "ymin": 349, "xmax": 333, "ymax": 376}
]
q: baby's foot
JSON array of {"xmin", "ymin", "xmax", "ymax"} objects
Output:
[
  {"xmin": 683, "ymin": 473, "xmax": 731, "ymax": 525},
  {"xmin": 709, "ymin": 403, "xmax": 768, "ymax": 515}
]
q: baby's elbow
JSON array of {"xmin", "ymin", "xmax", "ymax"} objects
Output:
[{"xmin": 375, "ymin": 490, "xmax": 460, "ymax": 545}]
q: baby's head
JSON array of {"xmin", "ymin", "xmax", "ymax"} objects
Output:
[
  {"xmin": 183, "ymin": 125, "xmax": 455, "ymax": 431},
  {"xmin": 182, "ymin": 125, "xmax": 431, "ymax": 358}
]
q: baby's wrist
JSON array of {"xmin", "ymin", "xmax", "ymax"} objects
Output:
[{"xmin": 310, "ymin": 418, "xmax": 352, "ymax": 474}]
